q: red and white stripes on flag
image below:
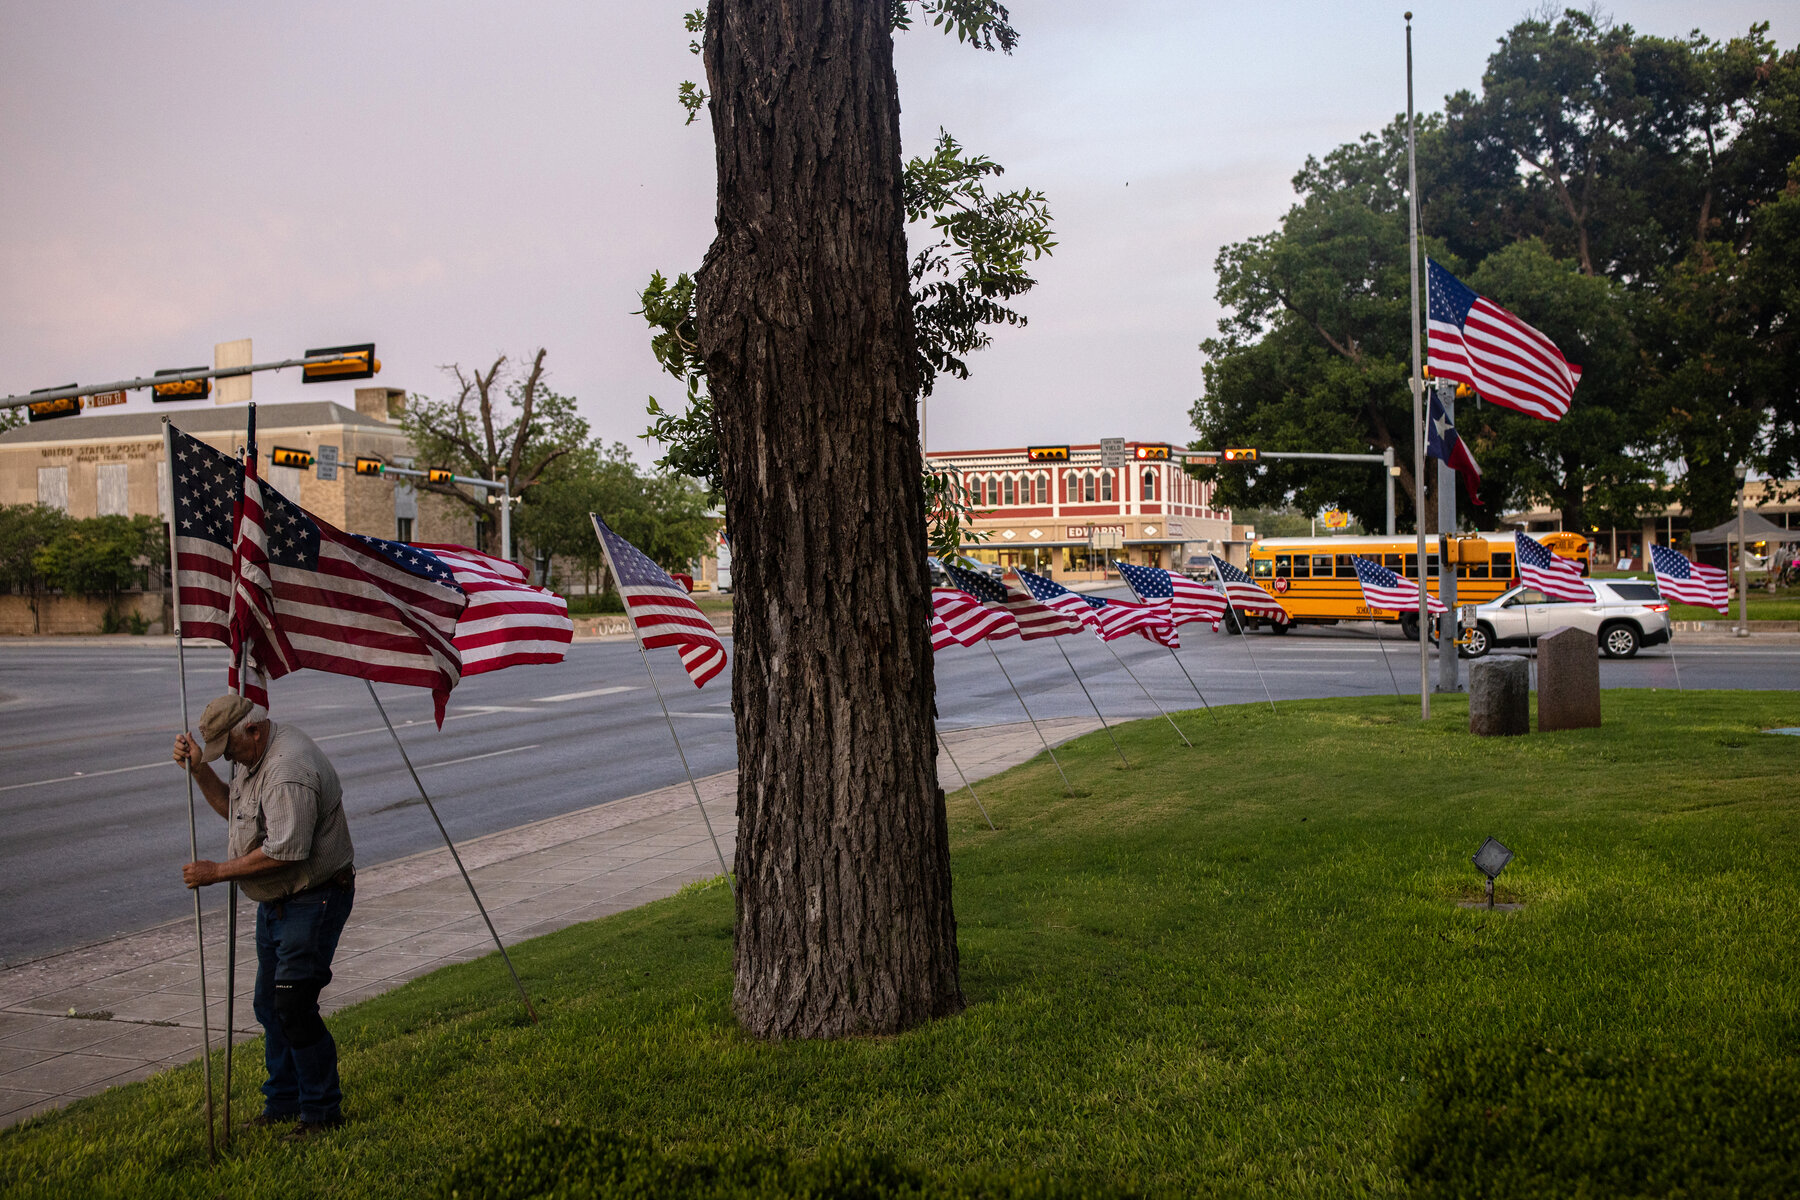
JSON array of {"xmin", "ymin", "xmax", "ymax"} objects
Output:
[
  {"xmin": 1426, "ymin": 258, "xmax": 1581, "ymax": 422},
  {"xmin": 413, "ymin": 544, "xmax": 573, "ymax": 675},
  {"xmin": 931, "ymin": 586, "xmax": 1019, "ymax": 646},
  {"xmin": 1514, "ymin": 531, "xmax": 1594, "ymax": 603},
  {"xmin": 1090, "ymin": 597, "xmax": 1179, "ymax": 648},
  {"xmin": 1209, "ymin": 554, "xmax": 1290, "ymax": 623},
  {"xmin": 590, "ymin": 515, "xmax": 727, "ymax": 687},
  {"xmin": 229, "ymin": 464, "xmax": 468, "ymax": 724},
  {"xmin": 1650, "ymin": 544, "xmax": 1730, "ymax": 614}
]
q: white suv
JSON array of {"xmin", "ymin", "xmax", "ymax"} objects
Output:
[{"xmin": 1460, "ymin": 579, "xmax": 1673, "ymax": 659}]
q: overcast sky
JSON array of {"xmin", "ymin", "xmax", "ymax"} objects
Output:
[{"xmin": 2, "ymin": 2, "xmax": 1789, "ymax": 458}]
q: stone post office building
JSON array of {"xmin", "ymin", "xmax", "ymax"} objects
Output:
[{"xmin": 1, "ymin": 388, "xmax": 478, "ymax": 633}]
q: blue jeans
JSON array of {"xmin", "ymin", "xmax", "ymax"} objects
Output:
[{"xmin": 252, "ymin": 882, "xmax": 354, "ymax": 1123}]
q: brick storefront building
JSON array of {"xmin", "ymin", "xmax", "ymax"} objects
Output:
[{"xmin": 926, "ymin": 440, "xmax": 1236, "ymax": 582}]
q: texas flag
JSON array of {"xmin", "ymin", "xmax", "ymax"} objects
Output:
[{"xmin": 1426, "ymin": 391, "xmax": 1483, "ymax": 505}]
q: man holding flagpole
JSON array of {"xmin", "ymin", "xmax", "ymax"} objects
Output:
[{"xmin": 173, "ymin": 694, "xmax": 355, "ymax": 1143}]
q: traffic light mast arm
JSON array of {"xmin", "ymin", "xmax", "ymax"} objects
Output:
[
  {"xmin": 378, "ymin": 463, "xmax": 506, "ymax": 491},
  {"xmin": 1181, "ymin": 450, "xmax": 1387, "ymax": 464},
  {"xmin": 0, "ymin": 351, "xmax": 367, "ymax": 411}
]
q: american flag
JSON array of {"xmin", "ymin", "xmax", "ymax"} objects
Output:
[
  {"xmin": 1514, "ymin": 531, "xmax": 1594, "ymax": 602},
  {"xmin": 930, "ymin": 579, "xmax": 1020, "ymax": 646},
  {"xmin": 1427, "ymin": 258, "xmax": 1581, "ymax": 422},
  {"xmin": 1087, "ymin": 596, "xmax": 1179, "ymax": 647},
  {"xmin": 1426, "ymin": 391, "xmax": 1484, "ymax": 505},
  {"xmin": 944, "ymin": 562, "xmax": 1085, "ymax": 640},
  {"xmin": 412, "ymin": 544, "xmax": 574, "ymax": 674},
  {"xmin": 1351, "ymin": 555, "xmax": 1446, "ymax": 615},
  {"xmin": 1650, "ymin": 544, "xmax": 1729, "ymax": 614},
  {"xmin": 1208, "ymin": 554, "xmax": 1289, "ymax": 623},
  {"xmin": 1013, "ymin": 567, "xmax": 1101, "ymax": 632},
  {"xmin": 167, "ymin": 425, "xmax": 241, "ymax": 652},
  {"xmin": 590, "ymin": 515, "xmax": 727, "ymax": 686},
  {"xmin": 218, "ymin": 425, "xmax": 469, "ymax": 725},
  {"xmin": 1114, "ymin": 560, "xmax": 1226, "ymax": 629}
]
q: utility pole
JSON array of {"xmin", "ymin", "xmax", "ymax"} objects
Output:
[
  {"xmin": 1735, "ymin": 464, "xmax": 1750, "ymax": 638},
  {"xmin": 1435, "ymin": 381, "xmax": 1461, "ymax": 693},
  {"xmin": 1404, "ymin": 11, "xmax": 1429, "ymax": 720},
  {"xmin": 1384, "ymin": 446, "xmax": 1397, "ymax": 536}
]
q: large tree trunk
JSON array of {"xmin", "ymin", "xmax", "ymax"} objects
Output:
[{"xmin": 696, "ymin": 0, "xmax": 963, "ymax": 1039}]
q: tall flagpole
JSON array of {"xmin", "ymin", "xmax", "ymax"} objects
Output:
[
  {"xmin": 221, "ymin": 417, "xmax": 254, "ymax": 1150},
  {"xmin": 1054, "ymin": 639, "xmax": 1130, "ymax": 766},
  {"xmin": 161, "ymin": 419, "xmax": 216, "ymax": 1164},
  {"xmin": 1406, "ymin": 12, "xmax": 1430, "ymax": 720},
  {"xmin": 1101, "ymin": 640, "xmax": 1192, "ymax": 748},
  {"xmin": 985, "ymin": 642, "xmax": 1076, "ymax": 796},
  {"xmin": 363, "ymin": 682, "xmax": 538, "ymax": 1021},
  {"xmin": 1163, "ymin": 646, "xmax": 1216, "ymax": 722},
  {"xmin": 592, "ymin": 516, "xmax": 735, "ymax": 899}
]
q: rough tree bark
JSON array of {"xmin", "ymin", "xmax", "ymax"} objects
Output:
[{"xmin": 695, "ymin": 0, "xmax": 963, "ymax": 1038}]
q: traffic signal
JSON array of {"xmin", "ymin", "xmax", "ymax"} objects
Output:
[
  {"xmin": 302, "ymin": 343, "xmax": 379, "ymax": 384},
  {"xmin": 271, "ymin": 446, "xmax": 314, "ymax": 470},
  {"xmin": 1222, "ymin": 448, "xmax": 1258, "ymax": 461},
  {"xmin": 1027, "ymin": 445, "xmax": 1069, "ymax": 462},
  {"xmin": 354, "ymin": 456, "xmax": 385, "ymax": 476},
  {"xmin": 152, "ymin": 368, "xmax": 212, "ymax": 401},
  {"xmin": 26, "ymin": 387, "xmax": 80, "ymax": 422},
  {"xmin": 427, "ymin": 468, "xmax": 456, "ymax": 485},
  {"xmin": 1134, "ymin": 444, "xmax": 1171, "ymax": 460}
]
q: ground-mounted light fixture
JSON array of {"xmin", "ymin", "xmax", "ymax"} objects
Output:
[{"xmin": 1471, "ymin": 836, "xmax": 1513, "ymax": 908}]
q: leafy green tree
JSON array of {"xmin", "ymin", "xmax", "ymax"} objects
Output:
[
  {"xmin": 0, "ymin": 504, "xmax": 69, "ymax": 633},
  {"xmin": 33, "ymin": 514, "xmax": 162, "ymax": 600},
  {"xmin": 686, "ymin": 0, "xmax": 1022, "ymax": 1039},
  {"xmin": 399, "ymin": 349, "xmax": 592, "ymax": 551},
  {"xmin": 642, "ymin": 4, "xmax": 1049, "ymax": 568}
]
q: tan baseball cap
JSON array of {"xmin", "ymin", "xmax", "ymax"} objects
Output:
[{"xmin": 197, "ymin": 695, "xmax": 265, "ymax": 763}]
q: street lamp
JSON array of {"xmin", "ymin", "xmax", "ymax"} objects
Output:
[{"xmin": 1734, "ymin": 464, "xmax": 1750, "ymax": 639}]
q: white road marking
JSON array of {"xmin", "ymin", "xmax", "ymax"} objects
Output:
[
  {"xmin": 532, "ymin": 686, "xmax": 639, "ymax": 703},
  {"xmin": 417, "ymin": 744, "xmax": 541, "ymax": 770}
]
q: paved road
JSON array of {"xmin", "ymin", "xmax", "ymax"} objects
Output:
[{"xmin": 3, "ymin": 610, "xmax": 1795, "ymax": 963}]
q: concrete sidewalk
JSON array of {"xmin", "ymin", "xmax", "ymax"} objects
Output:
[{"xmin": 0, "ymin": 717, "xmax": 1097, "ymax": 1128}]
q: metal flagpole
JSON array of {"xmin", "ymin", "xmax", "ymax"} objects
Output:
[
  {"xmin": 937, "ymin": 731, "xmax": 995, "ymax": 830},
  {"xmin": 985, "ymin": 643, "xmax": 1076, "ymax": 795},
  {"xmin": 1372, "ymin": 618, "xmax": 1404, "ymax": 699},
  {"xmin": 1229, "ymin": 611, "xmax": 1278, "ymax": 714},
  {"xmin": 592, "ymin": 516, "xmax": 736, "ymax": 898},
  {"xmin": 161, "ymin": 419, "xmax": 216, "ymax": 1163},
  {"xmin": 1054, "ymin": 639, "xmax": 1130, "ymax": 766},
  {"xmin": 220, "ymin": 420, "xmax": 252, "ymax": 1150},
  {"xmin": 633, "ymin": 642, "xmax": 736, "ymax": 894},
  {"xmin": 1162, "ymin": 646, "xmax": 1217, "ymax": 723},
  {"xmin": 363, "ymin": 682, "xmax": 537, "ymax": 1021},
  {"xmin": 1101, "ymin": 641, "xmax": 1192, "ymax": 748},
  {"xmin": 1406, "ymin": 11, "xmax": 1430, "ymax": 720}
]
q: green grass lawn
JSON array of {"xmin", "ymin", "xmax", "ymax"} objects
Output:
[{"xmin": 4, "ymin": 692, "xmax": 1797, "ymax": 1197}]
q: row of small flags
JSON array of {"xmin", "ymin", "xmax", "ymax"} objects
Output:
[{"xmin": 176, "ymin": 409, "xmax": 1722, "ymax": 714}]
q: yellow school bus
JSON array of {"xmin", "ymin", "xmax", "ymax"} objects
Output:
[{"xmin": 1243, "ymin": 532, "xmax": 1590, "ymax": 637}]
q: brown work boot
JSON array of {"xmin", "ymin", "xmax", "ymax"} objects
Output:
[{"xmin": 283, "ymin": 1114, "xmax": 344, "ymax": 1144}]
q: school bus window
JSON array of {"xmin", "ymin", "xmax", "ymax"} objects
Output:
[
  {"xmin": 1492, "ymin": 552, "xmax": 1512, "ymax": 578},
  {"xmin": 1252, "ymin": 558, "xmax": 1273, "ymax": 578},
  {"xmin": 1291, "ymin": 555, "xmax": 1310, "ymax": 579},
  {"xmin": 1383, "ymin": 553, "xmax": 1403, "ymax": 570},
  {"xmin": 1310, "ymin": 554, "xmax": 1334, "ymax": 576},
  {"xmin": 1334, "ymin": 554, "xmax": 1356, "ymax": 577},
  {"xmin": 1426, "ymin": 554, "xmax": 1439, "ymax": 572},
  {"xmin": 1274, "ymin": 554, "xmax": 1292, "ymax": 577},
  {"xmin": 1403, "ymin": 554, "xmax": 1417, "ymax": 576}
]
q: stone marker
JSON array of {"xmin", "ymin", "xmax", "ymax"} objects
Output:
[
  {"xmin": 1468, "ymin": 657, "xmax": 1530, "ymax": 737},
  {"xmin": 1537, "ymin": 626, "xmax": 1601, "ymax": 732}
]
